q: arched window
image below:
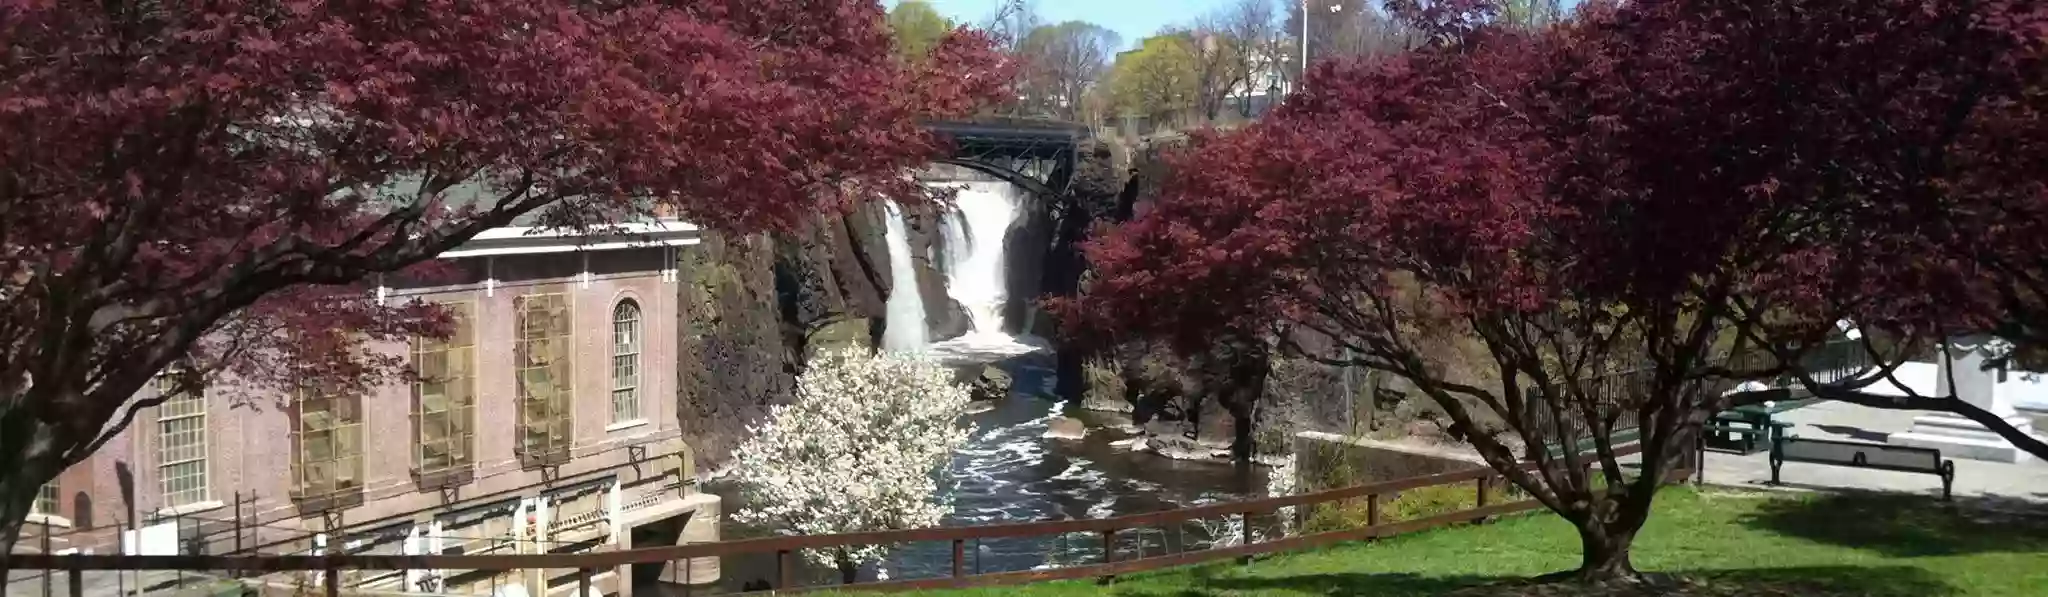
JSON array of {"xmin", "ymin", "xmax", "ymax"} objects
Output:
[{"xmin": 611, "ymin": 299, "xmax": 643, "ymax": 424}]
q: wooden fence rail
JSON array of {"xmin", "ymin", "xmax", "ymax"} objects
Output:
[{"xmin": 4, "ymin": 443, "xmax": 1650, "ymax": 595}]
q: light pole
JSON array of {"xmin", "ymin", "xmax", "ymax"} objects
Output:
[
  {"xmin": 1300, "ymin": 0, "xmax": 1309, "ymax": 90},
  {"xmin": 1300, "ymin": 2, "xmax": 1342, "ymax": 92}
]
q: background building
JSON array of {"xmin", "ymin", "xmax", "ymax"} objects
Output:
[{"xmin": 16, "ymin": 221, "xmax": 720, "ymax": 597}]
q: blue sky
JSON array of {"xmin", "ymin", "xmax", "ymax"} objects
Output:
[{"xmin": 887, "ymin": 0, "xmax": 1240, "ymax": 50}]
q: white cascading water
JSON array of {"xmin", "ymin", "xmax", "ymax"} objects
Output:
[
  {"xmin": 880, "ymin": 200, "xmax": 929, "ymax": 352},
  {"xmin": 872, "ymin": 181, "xmax": 1046, "ymax": 363},
  {"xmin": 928, "ymin": 182, "xmax": 1045, "ymax": 362},
  {"xmin": 939, "ymin": 181, "xmax": 1019, "ymax": 336}
]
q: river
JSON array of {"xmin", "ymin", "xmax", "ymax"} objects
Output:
[{"xmin": 697, "ymin": 357, "xmax": 1266, "ymax": 589}]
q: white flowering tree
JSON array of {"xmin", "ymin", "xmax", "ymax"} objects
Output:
[
  {"xmin": 732, "ymin": 349, "xmax": 974, "ymax": 584},
  {"xmin": 1267, "ymin": 455, "xmax": 1298, "ymax": 536}
]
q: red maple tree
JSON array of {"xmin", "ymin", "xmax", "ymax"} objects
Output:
[
  {"xmin": 0, "ymin": 0, "xmax": 1008, "ymax": 550},
  {"xmin": 1060, "ymin": 0, "xmax": 2048, "ymax": 582}
]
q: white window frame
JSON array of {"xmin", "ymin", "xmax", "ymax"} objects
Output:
[
  {"xmin": 154, "ymin": 375, "xmax": 210, "ymax": 509},
  {"xmin": 610, "ymin": 299, "xmax": 643, "ymax": 425}
]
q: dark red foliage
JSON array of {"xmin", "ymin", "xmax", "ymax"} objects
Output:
[
  {"xmin": 1058, "ymin": 28, "xmax": 1552, "ymax": 354},
  {"xmin": 1067, "ymin": 0, "xmax": 2048, "ymax": 365},
  {"xmin": 1059, "ymin": 0, "xmax": 2048, "ymax": 579},
  {"xmin": 0, "ymin": 0, "xmax": 1008, "ymax": 542}
]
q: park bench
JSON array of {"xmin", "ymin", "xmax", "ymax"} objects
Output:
[{"xmin": 1769, "ymin": 434, "xmax": 1956, "ymax": 500}]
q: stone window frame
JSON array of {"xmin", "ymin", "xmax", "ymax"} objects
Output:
[
  {"xmin": 413, "ymin": 301, "xmax": 479, "ymax": 488},
  {"xmin": 290, "ymin": 381, "xmax": 366, "ymax": 511},
  {"xmin": 514, "ymin": 292, "xmax": 574, "ymax": 467}
]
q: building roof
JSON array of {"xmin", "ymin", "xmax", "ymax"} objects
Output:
[{"xmin": 437, "ymin": 219, "xmax": 701, "ymax": 259}]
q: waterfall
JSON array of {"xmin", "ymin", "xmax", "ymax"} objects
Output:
[
  {"xmin": 880, "ymin": 200, "xmax": 928, "ymax": 352},
  {"xmin": 926, "ymin": 181, "xmax": 1045, "ymax": 363},
  {"xmin": 873, "ymin": 180, "xmax": 1045, "ymax": 364},
  {"xmin": 940, "ymin": 182, "xmax": 1022, "ymax": 338}
]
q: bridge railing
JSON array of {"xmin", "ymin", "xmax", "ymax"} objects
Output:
[{"xmin": 4, "ymin": 443, "xmax": 1656, "ymax": 596}]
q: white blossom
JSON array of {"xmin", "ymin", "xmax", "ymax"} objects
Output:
[
  {"xmin": 1194, "ymin": 514, "xmax": 1249, "ymax": 548},
  {"xmin": 1266, "ymin": 455, "xmax": 1299, "ymax": 536},
  {"xmin": 731, "ymin": 349, "xmax": 975, "ymax": 570}
]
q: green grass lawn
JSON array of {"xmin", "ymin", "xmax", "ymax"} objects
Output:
[{"xmin": 905, "ymin": 488, "xmax": 2048, "ymax": 596}]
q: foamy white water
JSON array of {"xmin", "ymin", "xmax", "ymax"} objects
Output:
[
  {"xmin": 928, "ymin": 181, "xmax": 1043, "ymax": 362},
  {"xmin": 880, "ymin": 200, "xmax": 929, "ymax": 353},
  {"xmin": 939, "ymin": 182, "xmax": 1018, "ymax": 335},
  {"xmin": 926, "ymin": 333, "xmax": 1050, "ymax": 365}
]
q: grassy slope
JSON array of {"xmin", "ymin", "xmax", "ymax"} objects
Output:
[{"xmin": 908, "ymin": 488, "xmax": 2048, "ymax": 596}]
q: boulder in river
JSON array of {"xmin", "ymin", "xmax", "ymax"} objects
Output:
[
  {"xmin": 1043, "ymin": 416, "xmax": 1088, "ymax": 440},
  {"xmin": 1148, "ymin": 436, "xmax": 1218, "ymax": 461},
  {"xmin": 966, "ymin": 365, "xmax": 1013, "ymax": 402}
]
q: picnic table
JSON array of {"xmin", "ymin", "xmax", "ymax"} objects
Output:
[{"xmin": 1707, "ymin": 398, "xmax": 1816, "ymax": 454}]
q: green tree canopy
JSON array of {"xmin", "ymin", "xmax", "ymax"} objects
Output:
[
  {"xmin": 1107, "ymin": 33, "xmax": 1199, "ymax": 129},
  {"xmin": 888, "ymin": 1, "xmax": 956, "ymax": 60}
]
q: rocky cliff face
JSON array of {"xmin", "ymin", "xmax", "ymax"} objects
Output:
[
  {"xmin": 675, "ymin": 231, "xmax": 794, "ymax": 471},
  {"xmin": 897, "ymin": 200, "xmax": 973, "ymax": 341},
  {"xmin": 1062, "ymin": 136, "xmax": 1283, "ymax": 462},
  {"xmin": 771, "ymin": 203, "xmax": 896, "ymax": 362},
  {"xmin": 1043, "ymin": 140, "xmax": 1133, "ymax": 403},
  {"xmin": 676, "ymin": 197, "xmax": 980, "ymax": 471}
]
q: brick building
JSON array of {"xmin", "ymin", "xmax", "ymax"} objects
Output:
[{"xmin": 17, "ymin": 220, "xmax": 720, "ymax": 597}]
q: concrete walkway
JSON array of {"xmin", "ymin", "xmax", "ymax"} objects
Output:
[{"xmin": 1697, "ymin": 400, "xmax": 2048, "ymax": 504}]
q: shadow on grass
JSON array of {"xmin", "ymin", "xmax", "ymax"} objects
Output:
[
  {"xmin": 1737, "ymin": 489, "xmax": 2048, "ymax": 557},
  {"xmin": 1112, "ymin": 566, "xmax": 1958, "ymax": 597},
  {"xmin": 1111, "ymin": 562, "xmax": 1493, "ymax": 597},
  {"xmin": 1113, "ymin": 574, "xmax": 1483, "ymax": 597},
  {"xmin": 1680, "ymin": 566, "xmax": 1961, "ymax": 597}
]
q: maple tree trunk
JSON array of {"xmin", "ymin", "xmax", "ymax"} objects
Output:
[
  {"xmin": 1555, "ymin": 483, "xmax": 1654, "ymax": 584},
  {"xmin": 0, "ymin": 477, "xmax": 49, "ymax": 589},
  {"xmin": 1572, "ymin": 519, "xmax": 1641, "ymax": 582},
  {"xmin": 1230, "ymin": 406, "xmax": 1255, "ymax": 462},
  {"xmin": 1, "ymin": 409, "xmax": 79, "ymax": 597},
  {"xmin": 1572, "ymin": 523, "xmax": 1638, "ymax": 580},
  {"xmin": 835, "ymin": 553, "xmax": 859, "ymax": 585},
  {"xmin": 0, "ymin": 479, "xmax": 26, "ymax": 559},
  {"xmin": 0, "ymin": 403, "xmax": 68, "ymax": 558},
  {"xmin": 0, "ymin": 491, "xmax": 27, "ymax": 579}
]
